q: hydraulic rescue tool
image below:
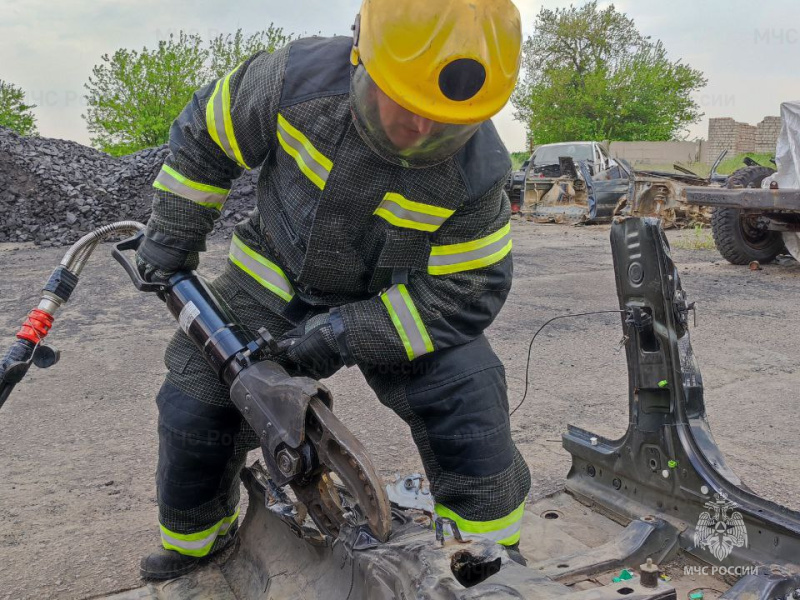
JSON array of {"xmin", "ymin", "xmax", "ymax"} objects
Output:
[{"xmin": 0, "ymin": 222, "xmax": 391, "ymax": 544}]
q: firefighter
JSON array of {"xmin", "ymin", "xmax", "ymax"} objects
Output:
[{"xmin": 136, "ymin": 0, "xmax": 530, "ymax": 580}]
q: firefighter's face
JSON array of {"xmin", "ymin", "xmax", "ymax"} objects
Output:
[
  {"xmin": 350, "ymin": 65, "xmax": 480, "ymax": 168},
  {"xmin": 374, "ymin": 86, "xmax": 438, "ymax": 150}
]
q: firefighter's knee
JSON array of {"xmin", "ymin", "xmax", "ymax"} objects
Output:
[
  {"xmin": 406, "ymin": 335, "xmax": 515, "ymax": 477},
  {"xmin": 155, "ymin": 381, "xmax": 241, "ymax": 510}
]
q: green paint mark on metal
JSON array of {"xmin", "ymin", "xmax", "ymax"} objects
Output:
[
  {"xmin": 658, "ymin": 380, "xmax": 668, "ymax": 388},
  {"xmin": 612, "ymin": 569, "xmax": 634, "ymax": 583}
]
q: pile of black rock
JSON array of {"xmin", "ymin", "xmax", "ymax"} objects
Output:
[{"xmin": 0, "ymin": 127, "xmax": 260, "ymax": 246}]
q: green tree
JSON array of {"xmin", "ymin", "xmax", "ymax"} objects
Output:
[
  {"xmin": 208, "ymin": 25, "xmax": 295, "ymax": 79},
  {"xmin": 84, "ymin": 32, "xmax": 208, "ymax": 156},
  {"xmin": 512, "ymin": 2, "xmax": 707, "ymax": 145},
  {"xmin": 84, "ymin": 26, "xmax": 295, "ymax": 156},
  {"xmin": 0, "ymin": 80, "xmax": 38, "ymax": 136}
]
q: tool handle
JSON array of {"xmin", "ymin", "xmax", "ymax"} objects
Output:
[
  {"xmin": 111, "ymin": 231, "xmax": 167, "ymax": 293},
  {"xmin": 0, "ymin": 338, "xmax": 35, "ymax": 410}
]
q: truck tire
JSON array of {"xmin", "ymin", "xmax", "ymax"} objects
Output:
[{"xmin": 710, "ymin": 166, "xmax": 785, "ymax": 265}]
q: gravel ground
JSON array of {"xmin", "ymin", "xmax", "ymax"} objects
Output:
[{"xmin": 0, "ymin": 221, "xmax": 798, "ymax": 599}]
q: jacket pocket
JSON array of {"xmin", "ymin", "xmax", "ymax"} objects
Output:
[{"xmin": 368, "ymin": 228, "xmax": 431, "ymax": 292}]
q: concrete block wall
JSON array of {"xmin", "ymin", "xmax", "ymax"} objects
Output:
[
  {"xmin": 610, "ymin": 141, "xmax": 701, "ymax": 165},
  {"xmin": 735, "ymin": 123, "xmax": 757, "ymax": 154},
  {"xmin": 707, "ymin": 115, "xmax": 780, "ymax": 159},
  {"xmin": 756, "ymin": 116, "xmax": 782, "ymax": 153},
  {"xmin": 707, "ymin": 118, "xmax": 738, "ymax": 162}
]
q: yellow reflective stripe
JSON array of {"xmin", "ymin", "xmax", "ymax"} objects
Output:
[
  {"xmin": 374, "ymin": 193, "xmax": 454, "ymax": 233},
  {"xmin": 160, "ymin": 510, "xmax": 239, "ymax": 557},
  {"xmin": 205, "ymin": 66, "xmax": 250, "ymax": 169},
  {"xmin": 276, "ymin": 113, "xmax": 332, "ymax": 190},
  {"xmin": 428, "ymin": 222, "xmax": 512, "ymax": 275},
  {"xmin": 153, "ymin": 164, "xmax": 230, "ymax": 209},
  {"xmin": 222, "ymin": 65, "xmax": 249, "ymax": 169},
  {"xmin": 435, "ymin": 502, "xmax": 524, "ymax": 546},
  {"xmin": 229, "ymin": 235, "xmax": 294, "ymax": 302},
  {"xmin": 384, "ymin": 193, "xmax": 454, "ymax": 219},
  {"xmin": 380, "ymin": 284, "xmax": 433, "ymax": 361},
  {"xmin": 205, "ymin": 79, "xmax": 223, "ymax": 152},
  {"xmin": 431, "ymin": 222, "xmax": 511, "ymax": 256}
]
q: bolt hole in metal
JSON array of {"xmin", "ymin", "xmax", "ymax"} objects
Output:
[
  {"xmin": 542, "ymin": 510, "xmax": 562, "ymax": 520},
  {"xmin": 649, "ymin": 458, "xmax": 658, "ymax": 470},
  {"xmin": 617, "ymin": 587, "xmax": 635, "ymax": 595},
  {"xmin": 557, "ymin": 563, "xmax": 569, "ymax": 569}
]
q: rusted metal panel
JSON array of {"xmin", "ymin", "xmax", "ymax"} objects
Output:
[{"xmin": 683, "ymin": 186, "xmax": 800, "ymax": 211}]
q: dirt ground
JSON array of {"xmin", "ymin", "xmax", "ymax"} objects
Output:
[{"xmin": 0, "ymin": 221, "xmax": 798, "ymax": 600}]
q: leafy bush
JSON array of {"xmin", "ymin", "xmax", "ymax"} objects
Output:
[{"xmin": 0, "ymin": 80, "xmax": 38, "ymax": 136}]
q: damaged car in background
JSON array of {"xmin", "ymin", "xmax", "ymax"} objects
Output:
[
  {"xmin": 517, "ymin": 141, "xmax": 616, "ymax": 219},
  {"xmin": 517, "ymin": 143, "xmax": 732, "ymax": 228}
]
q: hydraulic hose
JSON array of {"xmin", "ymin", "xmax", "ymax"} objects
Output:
[{"xmin": 0, "ymin": 221, "xmax": 145, "ymax": 411}]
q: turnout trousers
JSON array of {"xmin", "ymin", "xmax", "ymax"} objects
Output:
[{"xmin": 155, "ymin": 262, "xmax": 531, "ymax": 557}]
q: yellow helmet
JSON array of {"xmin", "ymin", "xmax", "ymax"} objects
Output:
[{"xmin": 350, "ymin": 0, "xmax": 522, "ymax": 125}]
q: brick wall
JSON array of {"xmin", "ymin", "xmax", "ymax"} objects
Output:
[
  {"xmin": 707, "ymin": 115, "xmax": 780, "ymax": 160},
  {"xmin": 755, "ymin": 116, "xmax": 782, "ymax": 153}
]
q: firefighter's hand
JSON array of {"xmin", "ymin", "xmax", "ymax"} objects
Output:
[
  {"xmin": 276, "ymin": 313, "xmax": 344, "ymax": 380},
  {"xmin": 135, "ymin": 237, "xmax": 198, "ymax": 283}
]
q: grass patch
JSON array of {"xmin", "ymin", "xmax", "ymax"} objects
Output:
[
  {"xmin": 633, "ymin": 153, "xmax": 775, "ymax": 178},
  {"xmin": 715, "ymin": 152, "xmax": 774, "ymax": 175},
  {"xmin": 672, "ymin": 223, "xmax": 716, "ymax": 250},
  {"xmin": 510, "ymin": 151, "xmax": 529, "ymax": 171}
]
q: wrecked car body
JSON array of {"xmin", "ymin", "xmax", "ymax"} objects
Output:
[
  {"xmin": 521, "ymin": 156, "xmax": 713, "ymax": 227},
  {"xmin": 97, "ymin": 217, "xmax": 800, "ymax": 600}
]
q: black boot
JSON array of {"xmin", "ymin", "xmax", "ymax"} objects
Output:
[
  {"xmin": 140, "ymin": 523, "xmax": 238, "ymax": 581},
  {"xmin": 139, "ymin": 548, "xmax": 203, "ymax": 580}
]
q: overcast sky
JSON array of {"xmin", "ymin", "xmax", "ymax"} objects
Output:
[{"xmin": 1, "ymin": 0, "xmax": 798, "ymax": 152}]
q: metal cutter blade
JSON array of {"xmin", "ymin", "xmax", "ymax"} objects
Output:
[{"xmin": 289, "ymin": 397, "xmax": 392, "ymax": 543}]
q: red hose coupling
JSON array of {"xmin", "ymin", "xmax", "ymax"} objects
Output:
[{"xmin": 17, "ymin": 309, "xmax": 54, "ymax": 344}]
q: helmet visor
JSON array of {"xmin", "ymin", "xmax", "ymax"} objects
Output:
[{"xmin": 350, "ymin": 65, "xmax": 480, "ymax": 169}]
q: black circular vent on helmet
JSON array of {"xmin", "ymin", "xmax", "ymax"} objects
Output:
[{"xmin": 438, "ymin": 59, "xmax": 486, "ymax": 101}]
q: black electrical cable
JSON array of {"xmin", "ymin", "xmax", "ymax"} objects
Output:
[{"xmin": 509, "ymin": 310, "xmax": 626, "ymax": 416}]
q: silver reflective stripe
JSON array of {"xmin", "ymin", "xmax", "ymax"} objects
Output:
[
  {"xmin": 428, "ymin": 231, "xmax": 511, "ymax": 270},
  {"xmin": 218, "ymin": 519, "xmax": 234, "ymax": 535},
  {"xmin": 153, "ymin": 165, "xmax": 229, "ymax": 209},
  {"xmin": 205, "ymin": 66, "xmax": 250, "ymax": 169},
  {"xmin": 427, "ymin": 222, "xmax": 512, "ymax": 275},
  {"xmin": 378, "ymin": 199, "xmax": 445, "ymax": 228},
  {"xmin": 160, "ymin": 529, "xmax": 218, "ymax": 551},
  {"xmin": 381, "ymin": 284, "xmax": 433, "ymax": 360},
  {"xmin": 374, "ymin": 193, "xmax": 454, "ymax": 232},
  {"xmin": 229, "ymin": 235, "xmax": 294, "ymax": 302},
  {"xmin": 276, "ymin": 115, "xmax": 331, "ymax": 189}
]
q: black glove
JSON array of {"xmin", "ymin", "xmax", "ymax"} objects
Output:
[
  {"xmin": 276, "ymin": 313, "xmax": 344, "ymax": 379},
  {"xmin": 135, "ymin": 236, "xmax": 198, "ymax": 283}
]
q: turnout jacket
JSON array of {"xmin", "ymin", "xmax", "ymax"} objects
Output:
[{"xmin": 146, "ymin": 36, "xmax": 513, "ymax": 366}]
